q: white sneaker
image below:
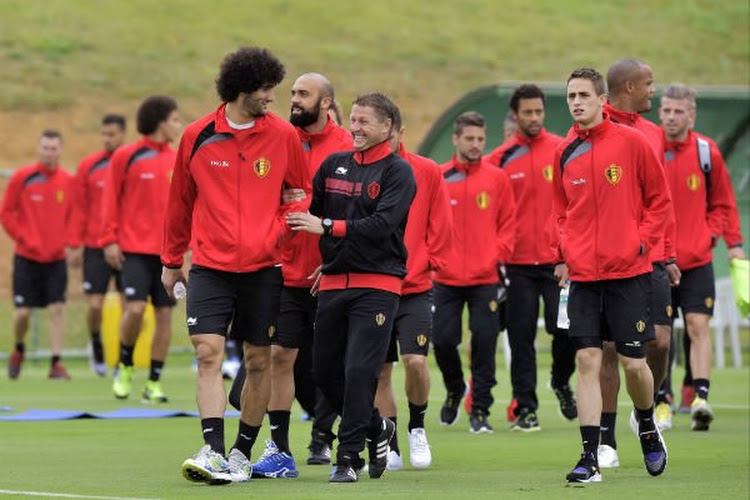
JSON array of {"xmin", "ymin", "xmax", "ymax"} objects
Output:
[
  {"xmin": 408, "ymin": 428, "xmax": 432, "ymax": 469},
  {"xmin": 654, "ymin": 402, "xmax": 673, "ymax": 431},
  {"xmin": 221, "ymin": 358, "xmax": 241, "ymax": 380},
  {"xmin": 386, "ymin": 450, "xmax": 403, "ymax": 470},
  {"xmin": 629, "ymin": 409, "xmax": 639, "ymax": 436},
  {"xmin": 597, "ymin": 444, "xmax": 620, "ymax": 468},
  {"xmin": 227, "ymin": 448, "xmax": 252, "ymax": 482},
  {"xmin": 181, "ymin": 445, "xmax": 232, "ymax": 485}
]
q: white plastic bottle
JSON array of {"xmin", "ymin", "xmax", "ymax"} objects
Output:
[
  {"xmin": 557, "ymin": 281, "xmax": 570, "ymax": 330},
  {"xmin": 173, "ymin": 281, "xmax": 187, "ymax": 300}
]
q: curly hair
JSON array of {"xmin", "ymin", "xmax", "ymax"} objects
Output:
[
  {"xmin": 216, "ymin": 47, "xmax": 286, "ymax": 102},
  {"xmin": 509, "ymin": 84, "xmax": 546, "ymax": 112},
  {"xmin": 136, "ymin": 95, "xmax": 177, "ymax": 135}
]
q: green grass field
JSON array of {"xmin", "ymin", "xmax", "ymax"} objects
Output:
[{"xmin": 2, "ymin": 352, "xmax": 748, "ymax": 499}]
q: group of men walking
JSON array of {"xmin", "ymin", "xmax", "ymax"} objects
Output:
[{"xmin": 1, "ymin": 47, "xmax": 744, "ymax": 485}]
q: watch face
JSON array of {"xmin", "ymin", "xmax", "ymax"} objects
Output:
[{"xmin": 323, "ymin": 218, "xmax": 332, "ymax": 226}]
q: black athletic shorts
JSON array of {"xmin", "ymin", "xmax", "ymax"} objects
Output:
[
  {"xmin": 650, "ymin": 262, "xmax": 673, "ymax": 326},
  {"xmin": 83, "ymin": 247, "xmax": 123, "ymax": 295},
  {"xmin": 121, "ymin": 253, "xmax": 174, "ymax": 307},
  {"xmin": 672, "ymin": 262, "xmax": 715, "ymax": 316},
  {"xmin": 568, "ymin": 273, "xmax": 654, "ymax": 359},
  {"xmin": 274, "ymin": 286, "xmax": 317, "ymax": 349},
  {"xmin": 186, "ymin": 264, "xmax": 282, "ymax": 346},
  {"xmin": 12, "ymin": 254, "xmax": 67, "ymax": 308},
  {"xmin": 385, "ymin": 289, "xmax": 433, "ymax": 362}
]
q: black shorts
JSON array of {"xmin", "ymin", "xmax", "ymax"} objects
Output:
[
  {"xmin": 83, "ymin": 247, "xmax": 123, "ymax": 295},
  {"xmin": 672, "ymin": 262, "xmax": 715, "ymax": 316},
  {"xmin": 275, "ymin": 286, "xmax": 317, "ymax": 349},
  {"xmin": 650, "ymin": 262, "xmax": 673, "ymax": 326},
  {"xmin": 121, "ymin": 253, "xmax": 175, "ymax": 307},
  {"xmin": 12, "ymin": 254, "xmax": 67, "ymax": 308},
  {"xmin": 568, "ymin": 273, "xmax": 654, "ymax": 359},
  {"xmin": 385, "ymin": 289, "xmax": 433, "ymax": 362},
  {"xmin": 186, "ymin": 265, "xmax": 282, "ymax": 346}
]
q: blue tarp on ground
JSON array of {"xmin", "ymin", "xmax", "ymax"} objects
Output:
[{"xmin": 0, "ymin": 408, "xmax": 241, "ymax": 421}]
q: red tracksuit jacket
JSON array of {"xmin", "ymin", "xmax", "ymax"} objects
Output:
[
  {"xmin": 99, "ymin": 137, "xmax": 176, "ymax": 256},
  {"xmin": 435, "ymin": 156, "xmax": 516, "ymax": 287},
  {"xmin": 665, "ymin": 130, "xmax": 733, "ymax": 270},
  {"xmin": 604, "ymin": 103, "xmax": 676, "ymax": 263},
  {"xmin": 281, "ymin": 118, "xmax": 352, "ymax": 287},
  {"xmin": 398, "ymin": 144, "xmax": 453, "ymax": 295},
  {"xmin": 485, "ymin": 128, "xmax": 563, "ymax": 265},
  {"xmin": 1, "ymin": 163, "xmax": 74, "ymax": 262},
  {"xmin": 553, "ymin": 117, "xmax": 671, "ymax": 282},
  {"xmin": 161, "ymin": 104, "xmax": 310, "ymax": 272},
  {"xmin": 70, "ymin": 149, "xmax": 114, "ymax": 248}
]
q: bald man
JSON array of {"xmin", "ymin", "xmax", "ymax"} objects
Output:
[
  {"xmin": 248, "ymin": 72, "xmax": 353, "ymax": 479},
  {"xmin": 596, "ymin": 58, "xmax": 678, "ymax": 469}
]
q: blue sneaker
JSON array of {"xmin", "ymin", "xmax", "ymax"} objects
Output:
[
  {"xmin": 251, "ymin": 440, "xmax": 299, "ymax": 479},
  {"xmin": 566, "ymin": 453, "xmax": 601, "ymax": 483},
  {"xmin": 639, "ymin": 426, "xmax": 668, "ymax": 476}
]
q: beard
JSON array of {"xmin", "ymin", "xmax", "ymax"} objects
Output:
[{"xmin": 290, "ymin": 100, "xmax": 321, "ymax": 127}]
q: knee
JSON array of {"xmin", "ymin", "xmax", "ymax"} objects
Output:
[
  {"xmin": 194, "ymin": 340, "xmax": 223, "ymax": 371},
  {"xmin": 576, "ymin": 348, "xmax": 600, "ymax": 372},
  {"xmin": 14, "ymin": 308, "xmax": 31, "ymax": 322},
  {"xmin": 650, "ymin": 335, "xmax": 670, "ymax": 356},
  {"xmin": 245, "ymin": 347, "xmax": 271, "ymax": 374},
  {"xmin": 126, "ymin": 301, "xmax": 147, "ymax": 317},
  {"xmin": 271, "ymin": 346, "xmax": 296, "ymax": 370},
  {"xmin": 402, "ymin": 354, "xmax": 427, "ymax": 375},
  {"xmin": 620, "ymin": 356, "xmax": 647, "ymax": 377}
]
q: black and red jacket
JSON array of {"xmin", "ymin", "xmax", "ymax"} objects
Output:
[
  {"xmin": 1, "ymin": 162, "xmax": 74, "ymax": 262},
  {"xmin": 162, "ymin": 104, "xmax": 310, "ymax": 272},
  {"xmin": 664, "ymin": 130, "xmax": 734, "ymax": 270},
  {"xmin": 398, "ymin": 144, "xmax": 453, "ymax": 295},
  {"xmin": 552, "ymin": 116, "xmax": 671, "ymax": 282},
  {"xmin": 100, "ymin": 137, "xmax": 176, "ymax": 256},
  {"xmin": 309, "ymin": 141, "xmax": 416, "ymax": 295},
  {"xmin": 435, "ymin": 156, "xmax": 516, "ymax": 287},
  {"xmin": 70, "ymin": 149, "xmax": 115, "ymax": 249},
  {"xmin": 281, "ymin": 118, "xmax": 352, "ymax": 287},
  {"xmin": 604, "ymin": 102, "xmax": 676, "ymax": 263},
  {"xmin": 484, "ymin": 128, "xmax": 563, "ymax": 265}
]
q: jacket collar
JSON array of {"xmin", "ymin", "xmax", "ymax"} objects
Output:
[
  {"xmin": 665, "ymin": 129, "xmax": 694, "ymax": 152},
  {"xmin": 353, "ymin": 140, "xmax": 392, "ymax": 165},
  {"xmin": 603, "ymin": 102, "xmax": 640, "ymax": 127},
  {"xmin": 514, "ymin": 127, "xmax": 547, "ymax": 146},
  {"xmin": 214, "ymin": 102, "xmax": 266, "ymax": 135},
  {"xmin": 450, "ymin": 154, "xmax": 482, "ymax": 173},
  {"xmin": 574, "ymin": 113, "xmax": 612, "ymax": 140},
  {"xmin": 140, "ymin": 135, "xmax": 170, "ymax": 151},
  {"xmin": 296, "ymin": 116, "xmax": 338, "ymax": 143}
]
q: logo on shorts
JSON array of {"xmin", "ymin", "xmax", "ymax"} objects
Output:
[
  {"xmin": 636, "ymin": 320, "xmax": 646, "ymax": 333},
  {"xmin": 375, "ymin": 313, "xmax": 386, "ymax": 327},
  {"xmin": 187, "ymin": 317, "xmax": 198, "ymax": 327},
  {"xmin": 488, "ymin": 300, "xmax": 498, "ymax": 312},
  {"xmin": 666, "ymin": 305, "xmax": 673, "ymax": 318},
  {"xmin": 124, "ymin": 287, "xmax": 136, "ymax": 296},
  {"xmin": 83, "ymin": 281, "xmax": 92, "ymax": 291},
  {"xmin": 416, "ymin": 334, "xmax": 428, "ymax": 347},
  {"xmin": 705, "ymin": 297, "xmax": 714, "ymax": 308},
  {"xmin": 687, "ymin": 174, "xmax": 701, "ymax": 191},
  {"xmin": 605, "ymin": 164, "xmax": 623, "ymax": 185},
  {"xmin": 476, "ymin": 191, "xmax": 490, "ymax": 210},
  {"xmin": 542, "ymin": 165, "xmax": 554, "ymax": 183},
  {"xmin": 367, "ymin": 181, "xmax": 381, "ymax": 199},
  {"xmin": 14, "ymin": 294, "xmax": 24, "ymax": 305},
  {"xmin": 253, "ymin": 157, "xmax": 271, "ymax": 178},
  {"xmin": 268, "ymin": 325, "xmax": 276, "ymax": 338}
]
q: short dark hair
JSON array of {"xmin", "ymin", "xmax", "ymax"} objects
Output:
[
  {"xmin": 453, "ymin": 111, "xmax": 485, "ymax": 136},
  {"xmin": 136, "ymin": 95, "xmax": 178, "ymax": 135},
  {"xmin": 509, "ymin": 84, "xmax": 546, "ymax": 112},
  {"xmin": 352, "ymin": 92, "xmax": 400, "ymax": 130},
  {"xmin": 567, "ymin": 67, "xmax": 607, "ymax": 96},
  {"xmin": 102, "ymin": 114, "xmax": 126, "ymax": 130},
  {"xmin": 216, "ymin": 47, "xmax": 286, "ymax": 102},
  {"xmin": 40, "ymin": 129, "xmax": 62, "ymax": 142}
]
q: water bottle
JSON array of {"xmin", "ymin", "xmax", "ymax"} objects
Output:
[
  {"xmin": 173, "ymin": 281, "xmax": 187, "ymax": 300},
  {"xmin": 557, "ymin": 281, "xmax": 570, "ymax": 330}
]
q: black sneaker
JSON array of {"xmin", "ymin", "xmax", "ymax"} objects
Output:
[
  {"xmin": 510, "ymin": 408, "xmax": 541, "ymax": 432},
  {"xmin": 440, "ymin": 382, "xmax": 467, "ymax": 426},
  {"xmin": 566, "ymin": 453, "xmax": 601, "ymax": 483},
  {"xmin": 553, "ymin": 384, "xmax": 578, "ymax": 421},
  {"xmin": 329, "ymin": 455, "xmax": 365, "ymax": 483},
  {"xmin": 307, "ymin": 437, "xmax": 332, "ymax": 465},
  {"xmin": 366, "ymin": 418, "xmax": 395, "ymax": 479},
  {"xmin": 469, "ymin": 410, "xmax": 493, "ymax": 434},
  {"xmin": 639, "ymin": 426, "xmax": 668, "ymax": 477}
]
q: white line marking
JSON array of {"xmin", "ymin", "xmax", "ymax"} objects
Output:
[{"xmin": 0, "ymin": 490, "xmax": 158, "ymax": 500}]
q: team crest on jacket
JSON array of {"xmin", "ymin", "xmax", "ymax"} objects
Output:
[
  {"xmin": 605, "ymin": 164, "xmax": 622, "ymax": 185},
  {"xmin": 488, "ymin": 300, "xmax": 498, "ymax": 312},
  {"xmin": 254, "ymin": 157, "xmax": 271, "ymax": 178},
  {"xmin": 367, "ymin": 181, "xmax": 381, "ymax": 199},
  {"xmin": 636, "ymin": 320, "xmax": 646, "ymax": 333},
  {"xmin": 375, "ymin": 313, "xmax": 386, "ymax": 326},
  {"xmin": 687, "ymin": 173, "xmax": 701, "ymax": 191},
  {"xmin": 416, "ymin": 334, "xmax": 428, "ymax": 347},
  {"xmin": 705, "ymin": 297, "xmax": 714, "ymax": 308},
  {"xmin": 56, "ymin": 190, "xmax": 64, "ymax": 203},
  {"xmin": 542, "ymin": 165, "xmax": 554, "ymax": 183},
  {"xmin": 476, "ymin": 191, "xmax": 490, "ymax": 210},
  {"xmin": 268, "ymin": 325, "xmax": 276, "ymax": 338}
]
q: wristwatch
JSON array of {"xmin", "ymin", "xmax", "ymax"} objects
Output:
[{"xmin": 321, "ymin": 218, "xmax": 333, "ymax": 236}]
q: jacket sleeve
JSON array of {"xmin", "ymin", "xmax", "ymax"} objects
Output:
[
  {"xmin": 723, "ymin": 182, "xmax": 744, "ymax": 248},
  {"xmin": 161, "ymin": 135, "xmax": 197, "ymax": 268},
  {"xmin": 344, "ymin": 160, "xmax": 416, "ymax": 240},
  {"xmin": 99, "ymin": 149, "xmax": 126, "ymax": 247},
  {"xmin": 64, "ymin": 173, "xmax": 78, "ymax": 248},
  {"xmin": 494, "ymin": 169, "xmax": 516, "ymax": 263},
  {"xmin": 309, "ymin": 159, "xmax": 327, "ymax": 218},
  {"xmin": 281, "ymin": 133, "xmax": 313, "ymax": 215},
  {"xmin": 637, "ymin": 140, "xmax": 671, "ymax": 253},
  {"xmin": 68, "ymin": 160, "xmax": 88, "ymax": 248},
  {"xmin": 551, "ymin": 148, "xmax": 567, "ymax": 263},
  {"xmin": 426, "ymin": 168, "xmax": 453, "ymax": 272},
  {"xmin": 706, "ymin": 146, "xmax": 734, "ymax": 244},
  {"xmin": 0, "ymin": 170, "xmax": 24, "ymax": 244}
]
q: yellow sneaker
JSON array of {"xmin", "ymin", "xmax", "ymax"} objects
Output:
[
  {"xmin": 654, "ymin": 402, "xmax": 673, "ymax": 431},
  {"xmin": 690, "ymin": 397, "xmax": 714, "ymax": 431},
  {"xmin": 142, "ymin": 380, "xmax": 169, "ymax": 403},
  {"xmin": 112, "ymin": 363, "xmax": 134, "ymax": 399}
]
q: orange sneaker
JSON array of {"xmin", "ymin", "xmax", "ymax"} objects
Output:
[
  {"xmin": 464, "ymin": 377, "xmax": 473, "ymax": 415},
  {"xmin": 8, "ymin": 350, "xmax": 24, "ymax": 379},
  {"xmin": 506, "ymin": 398, "xmax": 518, "ymax": 422},
  {"xmin": 48, "ymin": 362, "xmax": 71, "ymax": 380}
]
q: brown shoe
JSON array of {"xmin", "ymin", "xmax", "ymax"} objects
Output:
[{"xmin": 48, "ymin": 362, "xmax": 71, "ymax": 380}]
